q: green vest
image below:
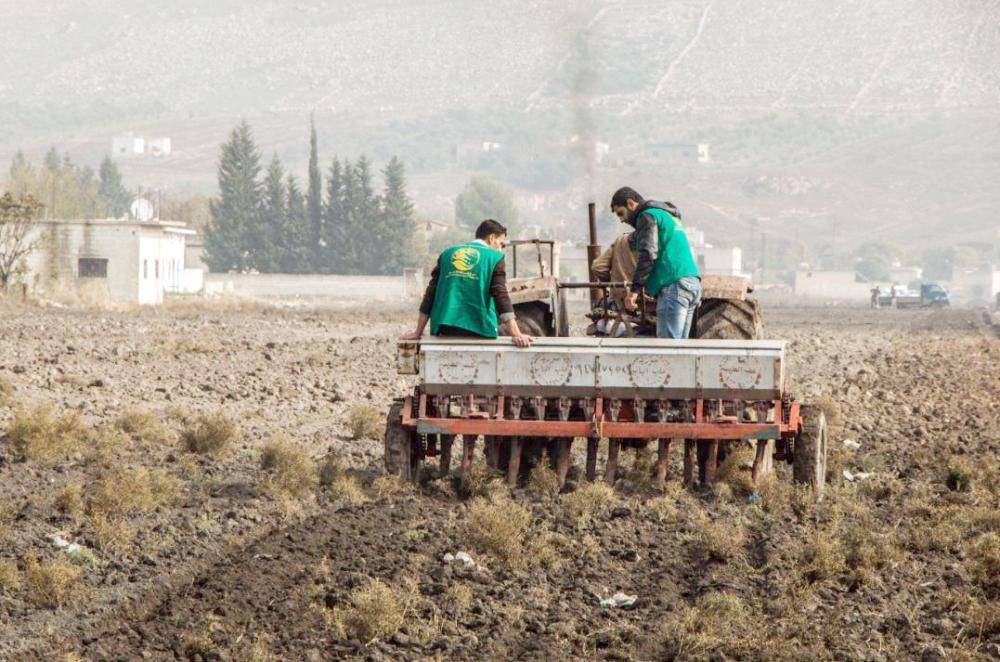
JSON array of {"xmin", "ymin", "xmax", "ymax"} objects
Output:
[
  {"xmin": 633, "ymin": 207, "xmax": 701, "ymax": 297},
  {"xmin": 429, "ymin": 241, "xmax": 505, "ymax": 338}
]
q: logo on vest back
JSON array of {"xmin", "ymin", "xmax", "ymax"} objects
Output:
[{"xmin": 451, "ymin": 247, "xmax": 480, "ymax": 272}]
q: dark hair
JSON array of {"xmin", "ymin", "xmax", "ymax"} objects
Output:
[
  {"xmin": 475, "ymin": 219, "xmax": 507, "ymax": 240},
  {"xmin": 610, "ymin": 187, "xmax": 643, "ymax": 210}
]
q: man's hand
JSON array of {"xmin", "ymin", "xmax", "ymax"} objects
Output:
[
  {"xmin": 624, "ymin": 291, "xmax": 639, "ymax": 312},
  {"xmin": 400, "ymin": 330, "xmax": 422, "ymax": 341},
  {"xmin": 511, "ymin": 332, "xmax": 533, "ymax": 348}
]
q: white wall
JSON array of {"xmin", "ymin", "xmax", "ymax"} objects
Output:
[
  {"xmin": 793, "ymin": 270, "xmax": 871, "ymax": 300},
  {"xmin": 204, "ymin": 273, "xmax": 412, "ymax": 301}
]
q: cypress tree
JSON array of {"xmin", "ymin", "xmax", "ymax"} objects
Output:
[
  {"xmin": 352, "ymin": 156, "xmax": 379, "ymax": 273},
  {"xmin": 339, "ymin": 162, "xmax": 361, "ymax": 274},
  {"xmin": 205, "ymin": 120, "xmax": 263, "ymax": 272},
  {"xmin": 320, "ymin": 158, "xmax": 346, "ymax": 273},
  {"xmin": 281, "ymin": 175, "xmax": 311, "ymax": 273},
  {"xmin": 259, "ymin": 154, "xmax": 286, "ymax": 272},
  {"xmin": 379, "ymin": 156, "xmax": 416, "ymax": 274},
  {"xmin": 97, "ymin": 156, "xmax": 130, "ymax": 218},
  {"xmin": 306, "ymin": 116, "xmax": 323, "ymax": 271}
]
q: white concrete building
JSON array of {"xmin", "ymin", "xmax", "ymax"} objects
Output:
[
  {"xmin": 22, "ymin": 218, "xmax": 197, "ymax": 305},
  {"xmin": 793, "ymin": 270, "xmax": 870, "ymax": 300},
  {"xmin": 696, "ymin": 246, "xmax": 743, "ymax": 276}
]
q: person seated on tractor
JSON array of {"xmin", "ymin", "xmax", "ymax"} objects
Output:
[
  {"xmin": 591, "ymin": 230, "xmax": 642, "ymax": 337},
  {"xmin": 610, "ymin": 187, "xmax": 701, "ymax": 339},
  {"xmin": 402, "ymin": 219, "xmax": 532, "ymax": 347}
]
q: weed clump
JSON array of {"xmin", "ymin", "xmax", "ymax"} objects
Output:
[
  {"xmin": 330, "ymin": 578, "xmax": 413, "ymax": 643},
  {"xmin": 688, "ymin": 513, "xmax": 745, "ymax": 563},
  {"xmin": 325, "ymin": 475, "xmax": 367, "ymax": 505},
  {"xmin": 946, "ymin": 459, "xmax": 974, "ymax": 492},
  {"xmin": 116, "ymin": 408, "xmax": 171, "ymax": 445},
  {"xmin": 259, "ymin": 436, "xmax": 315, "ymax": 497},
  {"xmin": 965, "ymin": 532, "xmax": 999, "ymax": 598},
  {"xmin": 562, "ymin": 481, "xmax": 616, "ymax": 521},
  {"xmin": 25, "ymin": 557, "xmax": 82, "ymax": 608},
  {"xmin": 459, "ymin": 462, "xmax": 503, "ymax": 499},
  {"xmin": 181, "ymin": 412, "xmax": 238, "ymax": 456},
  {"xmin": 0, "ymin": 559, "xmax": 20, "ymax": 590},
  {"xmin": 465, "ymin": 495, "xmax": 531, "ymax": 567},
  {"xmin": 347, "ymin": 403, "xmax": 382, "ymax": 440},
  {"xmin": 53, "ymin": 480, "xmax": 84, "ymax": 520},
  {"xmin": 526, "ymin": 463, "xmax": 560, "ymax": 498},
  {"xmin": 317, "ymin": 453, "xmax": 345, "ymax": 487},
  {"xmin": 7, "ymin": 405, "xmax": 87, "ymax": 466},
  {"xmin": 660, "ymin": 592, "xmax": 759, "ymax": 660}
]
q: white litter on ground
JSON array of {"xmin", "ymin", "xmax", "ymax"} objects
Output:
[
  {"xmin": 843, "ymin": 470, "xmax": 873, "ymax": 482},
  {"xmin": 599, "ymin": 592, "xmax": 638, "ymax": 608},
  {"xmin": 51, "ymin": 535, "xmax": 82, "ymax": 554},
  {"xmin": 842, "ymin": 439, "xmax": 861, "ymax": 450},
  {"xmin": 442, "ymin": 551, "xmax": 476, "ymax": 567}
]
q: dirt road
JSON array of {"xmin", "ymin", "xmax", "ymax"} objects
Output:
[{"xmin": 1, "ymin": 302, "xmax": 996, "ymax": 660}]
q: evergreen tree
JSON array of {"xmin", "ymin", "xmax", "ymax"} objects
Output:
[
  {"xmin": 351, "ymin": 156, "xmax": 379, "ymax": 273},
  {"xmin": 378, "ymin": 156, "xmax": 416, "ymax": 274},
  {"xmin": 258, "ymin": 154, "xmax": 286, "ymax": 272},
  {"xmin": 455, "ymin": 174, "xmax": 518, "ymax": 233},
  {"xmin": 205, "ymin": 120, "xmax": 263, "ymax": 272},
  {"xmin": 339, "ymin": 162, "xmax": 361, "ymax": 274},
  {"xmin": 306, "ymin": 116, "xmax": 323, "ymax": 270},
  {"xmin": 43, "ymin": 147, "xmax": 61, "ymax": 173},
  {"xmin": 320, "ymin": 158, "xmax": 346, "ymax": 273},
  {"xmin": 97, "ymin": 156, "xmax": 130, "ymax": 218},
  {"xmin": 281, "ymin": 175, "xmax": 312, "ymax": 273},
  {"xmin": 8, "ymin": 151, "xmax": 29, "ymax": 182}
]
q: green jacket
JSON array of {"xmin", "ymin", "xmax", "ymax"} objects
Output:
[
  {"xmin": 429, "ymin": 241, "xmax": 505, "ymax": 338},
  {"xmin": 630, "ymin": 202, "xmax": 700, "ymax": 297}
]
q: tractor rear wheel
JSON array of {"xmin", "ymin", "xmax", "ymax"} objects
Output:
[
  {"xmin": 694, "ymin": 298, "xmax": 763, "ymax": 340},
  {"xmin": 384, "ymin": 399, "xmax": 420, "ymax": 482},
  {"xmin": 793, "ymin": 406, "xmax": 827, "ymax": 498}
]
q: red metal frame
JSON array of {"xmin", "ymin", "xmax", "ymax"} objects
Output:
[{"xmin": 402, "ymin": 393, "xmax": 801, "ymax": 441}]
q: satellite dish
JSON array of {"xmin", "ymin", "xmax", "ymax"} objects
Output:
[{"xmin": 130, "ymin": 198, "xmax": 154, "ymax": 222}]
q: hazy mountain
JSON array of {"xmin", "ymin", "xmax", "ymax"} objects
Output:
[{"xmin": 2, "ymin": 0, "xmax": 998, "ymax": 257}]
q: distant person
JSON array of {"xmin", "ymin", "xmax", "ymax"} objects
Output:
[
  {"xmin": 402, "ymin": 219, "xmax": 532, "ymax": 347},
  {"xmin": 870, "ymin": 285, "xmax": 881, "ymax": 309},
  {"xmin": 610, "ymin": 187, "xmax": 701, "ymax": 338},
  {"xmin": 890, "ymin": 283, "xmax": 899, "ymax": 309}
]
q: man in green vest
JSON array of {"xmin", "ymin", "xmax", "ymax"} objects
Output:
[
  {"xmin": 610, "ymin": 187, "xmax": 701, "ymax": 339},
  {"xmin": 402, "ymin": 219, "xmax": 532, "ymax": 347}
]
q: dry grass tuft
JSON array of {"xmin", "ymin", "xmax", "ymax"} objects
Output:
[
  {"xmin": 798, "ymin": 529, "xmax": 846, "ymax": 583},
  {"xmin": 181, "ymin": 412, "xmax": 238, "ymax": 457},
  {"xmin": 115, "ymin": 407, "xmax": 171, "ymax": 445},
  {"xmin": 964, "ymin": 532, "xmax": 999, "ymax": 598},
  {"xmin": 347, "ymin": 403, "xmax": 382, "ymax": 440},
  {"xmin": 946, "ymin": 459, "xmax": 975, "ymax": 492},
  {"xmin": 7, "ymin": 405, "xmax": 88, "ymax": 466},
  {"xmin": 0, "ymin": 559, "xmax": 21, "ymax": 590},
  {"xmin": 465, "ymin": 495, "xmax": 531, "ymax": 567},
  {"xmin": 25, "ymin": 557, "xmax": 83, "ymax": 608},
  {"xmin": 330, "ymin": 578, "xmax": 414, "ymax": 643},
  {"xmin": 444, "ymin": 583, "xmax": 473, "ymax": 613},
  {"xmin": 526, "ymin": 462, "xmax": 561, "ymax": 498},
  {"xmin": 325, "ymin": 475, "xmax": 367, "ymax": 505},
  {"xmin": 688, "ymin": 513, "xmax": 745, "ymax": 563},
  {"xmin": 715, "ymin": 444, "xmax": 753, "ymax": 495},
  {"xmin": 90, "ymin": 512, "xmax": 135, "ymax": 553},
  {"xmin": 562, "ymin": 481, "xmax": 616, "ymax": 521},
  {"xmin": 317, "ymin": 453, "xmax": 345, "ymax": 487},
  {"xmin": 661, "ymin": 592, "xmax": 759, "ymax": 660},
  {"xmin": 89, "ymin": 466, "xmax": 179, "ymax": 518},
  {"xmin": 54, "ymin": 480, "xmax": 85, "ymax": 520},
  {"xmin": 646, "ymin": 496, "xmax": 680, "ymax": 524},
  {"xmin": 460, "ymin": 462, "xmax": 503, "ymax": 499},
  {"xmin": 0, "ymin": 375, "xmax": 14, "ymax": 405},
  {"xmin": 371, "ymin": 475, "xmax": 409, "ymax": 499},
  {"xmin": 259, "ymin": 436, "xmax": 316, "ymax": 497}
]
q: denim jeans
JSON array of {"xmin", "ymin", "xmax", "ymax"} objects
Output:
[{"xmin": 656, "ymin": 276, "xmax": 702, "ymax": 338}]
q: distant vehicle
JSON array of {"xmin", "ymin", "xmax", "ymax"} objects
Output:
[{"xmin": 878, "ymin": 283, "xmax": 950, "ymax": 309}]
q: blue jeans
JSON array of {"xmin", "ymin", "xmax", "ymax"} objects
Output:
[{"xmin": 656, "ymin": 276, "xmax": 702, "ymax": 338}]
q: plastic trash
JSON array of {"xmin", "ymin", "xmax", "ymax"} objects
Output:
[
  {"xmin": 747, "ymin": 493, "xmax": 762, "ymax": 504},
  {"xmin": 842, "ymin": 439, "xmax": 861, "ymax": 450},
  {"xmin": 600, "ymin": 592, "xmax": 638, "ymax": 608},
  {"xmin": 442, "ymin": 553, "xmax": 455, "ymax": 563},
  {"xmin": 843, "ymin": 470, "xmax": 873, "ymax": 482},
  {"xmin": 51, "ymin": 535, "xmax": 82, "ymax": 554},
  {"xmin": 454, "ymin": 551, "xmax": 475, "ymax": 567}
]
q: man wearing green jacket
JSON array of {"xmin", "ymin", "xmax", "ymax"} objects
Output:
[
  {"xmin": 402, "ymin": 219, "xmax": 532, "ymax": 347},
  {"xmin": 610, "ymin": 187, "xmax": 701, "ymax": 339}
]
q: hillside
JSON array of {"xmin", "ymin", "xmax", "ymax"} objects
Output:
[{"xmin": 2, "ymin": 0, "xmax": 998, "ymax": 257}]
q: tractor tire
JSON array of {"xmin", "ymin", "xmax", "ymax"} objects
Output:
[
  {"xmin": 694, "ymin": 298, "xmax": 763, "ymax": 340},
  {"xmin": 555, "ymin": 288, "xmax": 570, "ymax": 337},
  {"xmin": 384, "ymin": 399, "xmax": 420, "ymax": 482},
  {"xmin": 793, "ymin": 406, "xmax": 827, "ymax": 498},
  {"xmin": 513, "ymin": 303, "xmax": 549, "ymax": 337}
]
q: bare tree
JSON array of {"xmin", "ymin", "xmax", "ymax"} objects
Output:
[{"xmin": 0, "ymin": 192, "xmax": 43, "ymax": 291}]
